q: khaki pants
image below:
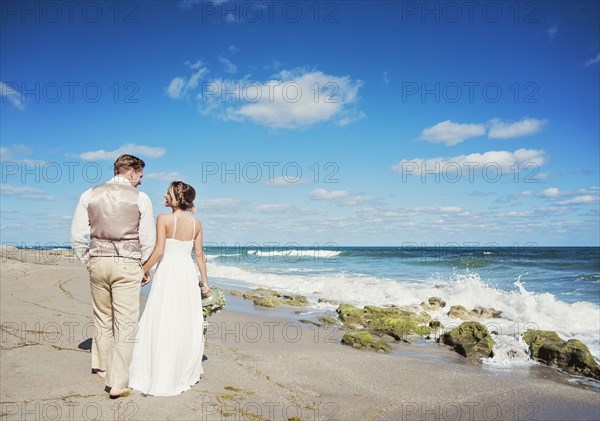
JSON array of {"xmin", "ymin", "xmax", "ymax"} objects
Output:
[{"xmin": 88, "ymin": 257, "xmax": 143, "ymax": 389}]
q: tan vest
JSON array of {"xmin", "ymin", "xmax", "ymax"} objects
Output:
[{"xmin": 88, "ymin": 182, "xmax": 142, "ymax": 259}]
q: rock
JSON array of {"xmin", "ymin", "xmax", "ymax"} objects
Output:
[
  {"xmin": 523, "ymin": 330, "xmax": 600, "ymax": 380},
  {"xmin": 227, "ymin": 289, "xmax": 243, "ymax": 296},
  {"xmin": 447, "ymin": 305, "xmax": 472, "ymax": 320},
  {"xmin": 336, "ymin": 303, "xmax": 369, "ymax": 329},
  {"xmin": 428, "ymin": 296, "xmax": 446, "ymax": 309},
  {"xmin": 336, "ymin": 303, "xmax": 430, "ymax": 341},
  {"xmin": 318, "ymin": 297, "xmax": 340, "ymax": 305},
  {"xmin": 318, "ymin": 316, "xmax": 339, "ymax": 326},
  {"xmin": 370, "ymin": 316, "xmax": 416, "ymax": 341},
  {"xmin": 241, "ymin": 288, "xmax": 309, "ymax": 308},
  {"xmin": 447, "ymin": 305, "xmax": 502, "ymax": 320},
  {"xmin": 282, "ymin": 294, "xmax": 309, "ymax": 306},
  {"xmin": 253, "ymin": 297, "xmax": 280, "ymax": 308},
  {"xmin": 471, "ymin": 305, "xmax": 502, "ymax": 318},
  {"xmin": 429, "ymin": 320, "xmax": 443, "ymax": 330},
  {"xmin": 439, "ymin": 321, "xmax": 495, "ymax": 361},
  {"xmin": 341, "ymin": 332, "xmax": 392, "ymax": 353},
  {"xmin": 299, "ymin": 319, "xmax": 320, "ymax": 327}
]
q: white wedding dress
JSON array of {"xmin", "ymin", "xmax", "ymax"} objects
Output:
[{"xmin": 129, "ymin": 215, "xmax": 204, "ymax": 396}]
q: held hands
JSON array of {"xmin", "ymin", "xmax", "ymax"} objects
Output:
[{"xmin": 141, "ymin": 272, "xmax": 150, "ymax": 286}]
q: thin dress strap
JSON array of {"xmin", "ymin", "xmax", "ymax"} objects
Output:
[
  {"xmin": 191, "ymin": 216, "xmax": 196, "ymax": 240},
  {"xmin": 172, "ymin": 214, "xmax": 178, "ymax": 239}
]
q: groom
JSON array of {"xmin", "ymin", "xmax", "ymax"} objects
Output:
[{"xmin": 70, "ymin": 154, "xmax": 155, "ymax": 398}]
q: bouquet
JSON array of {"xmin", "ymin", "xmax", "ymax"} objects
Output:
[{"xmin": 201, "ymin": 286, "xmax": 226, "ymax": 319}]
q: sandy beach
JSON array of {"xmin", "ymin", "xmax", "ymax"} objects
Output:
[{"xmin": 1, "ymin": 248, "xmax": 599, "ymax": 421}]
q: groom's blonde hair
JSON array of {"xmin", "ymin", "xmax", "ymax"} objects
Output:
[{"xmin": 113, "ymin": 154, "xmax": 145, "ymax": 176}]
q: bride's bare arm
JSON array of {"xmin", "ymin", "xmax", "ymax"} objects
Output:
[
  {"xmin": 142, "ymin": 215, "xmax": 168, "ymax": 275},
  {"xmin": 193, "ymin": 219, "xmax": 210, "ymax": 295}
]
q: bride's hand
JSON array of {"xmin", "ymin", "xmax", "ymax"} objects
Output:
[{"xmin": 201, "ymin": 285, "xmax": 211, "ymax": 297}]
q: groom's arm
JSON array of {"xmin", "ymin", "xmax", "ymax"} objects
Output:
[
  {"xmin": 70, "ymin": 189, "xmax": 92, "ymax": 264},
  {"xmin": 138, "ymin": 191, "xmax": 155, "ymax": 263}
]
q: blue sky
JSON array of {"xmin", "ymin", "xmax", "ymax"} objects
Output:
[{"xmin": 1, "ymin": 0, "xmax": 599, "ymax": 247}]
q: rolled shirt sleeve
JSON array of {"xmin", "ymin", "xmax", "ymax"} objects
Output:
[
  {"xmin": 70, "ymin": 188, "xmax": 92, "ymax": 264},
  {"xmin": 138, "ymin": 191, "xmax": 155, "ymax": 263}
]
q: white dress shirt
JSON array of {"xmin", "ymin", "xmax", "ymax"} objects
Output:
[{"xmin": 70, "ymin": 176, "xmax": 156, "ymax": 263}]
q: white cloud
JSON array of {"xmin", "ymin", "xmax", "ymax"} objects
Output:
[
  {"xmin": 309, "ymin": 188, "xmax": 370, "ymax": 206},
  {"xmin": 415, "ymin": 206, "xmax": 471, "ymax": 216},
  {"xmin": 255, "ymin": 204, "xmax": 292, "ymax": 213},
  {"xmin": 539, "ymin": 187, "xmax": 562, "ymax": 197},
  {"xmin": 382, "ymin": 71, "xmax": 390, "ymax": 84},
  {"xmin": 264, "ymin": 176, "xmax": 306, "ymax": 186},
  {"xmin": 557, "ymin": 195, "xmax": 598, "ymax": 205},
  {"xmin": 310, "ymin": 189, "xmax": 348, "ymax": 200},
  {"xmin": 488, "ymin": 117, "xmax": 547, "ymax": 139},
  {"xmin": 78, "ymin": 144, "xmax": 166, "ymax": 161},
  {"xmin": 420, "ymin": 120, "xmax": 486, "ymax": 146},
  {"xmin": 228, "ymin": 69, "xmax": 364, "ymax": 129},
  {"xmin": 145, "ymin": 172, "xmax": 186, "ymax": 181},
  {"xmin": 166, "ymin": 77, "xmax": 186, "ymax": 99},
  {"xmin": 198, "ymin": 198, "xmax": 241, "ymax": 210},
  {"xmin": 391, "ymin": 149, "xmax": 548, "ymax": 178},
  {"xmin": 218, "ymin": 55, "xmax": 237, "ymax": 74},
  {"xmin": 1, "ymin": 82, "xmax": 25, "ymax": 110},
  {"xmin": 173, "ymin": 65, "xmax": 364, "ymax": 129},
  {"xmin": 228, "ymin": 45, "xmax": 239, "ymax": 53},
  {"xmin": 584, "ymin": 53, "xmax": 600, "ymax": 67},
  {"xmin": 0, "ymin": 145, "xmax": 30, "ymax": 161},
  {"xmin": 166, "ymin": 61, "xmax": 209, "ymax": 100},
  {"xmin": 0, "ymin": 184, "xmax": 54, "ymax": 201}
]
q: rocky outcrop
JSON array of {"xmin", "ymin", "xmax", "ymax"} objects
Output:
[
  {"xmin": 439, "ymin": 321, "xmax": 494, "ymax": 361},
  {"xmin": 239, "ymin": 288, "xmax": 309, "ymax": 308},
  {"xmin": 447, "ymin": 305, "xmax": 502, "ymax": 320},
  {"xmin": 341, "ymin": 332, "xmax": 392, "ymax": 353},
  {"xmin": 336, "ymin": 303, "xmax": 431, "ymax": 342},
  {"xmin": 523, "ymin": 330, "xmax": 600, "ymax": 380},
  {"xmin": 422, "ymin": 296, "xmax": 446, "ymax": 310}
]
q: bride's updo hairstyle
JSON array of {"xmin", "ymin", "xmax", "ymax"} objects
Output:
[{"xmin": 169, "ymin": 181, "xmax": 196, "ymax": 213}]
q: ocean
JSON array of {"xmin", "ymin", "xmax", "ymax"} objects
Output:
[{"xmin": 203, "ymin": 245, "xmax": 600, "ymax": 367}]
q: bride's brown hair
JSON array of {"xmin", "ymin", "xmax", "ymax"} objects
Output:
[{"xmin": 168, "ymin": 181, "xmax": 196, "ymax": 213}]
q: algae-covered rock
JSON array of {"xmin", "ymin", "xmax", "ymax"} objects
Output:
[
  {"xmin": 227, "ymin": 289, "xmax": 243, "ymax": 296},
  {"xmin": 336, "ymin": 303, "xmax": 430, "ymax": 342},
  {"xmin": 439, "ymin": 321, "xmax": 494, "ymax": 361},
  {"xmin": 318, "ymin": 315, "xmax": 339, "ymax": 326},
  {"xmin": 253, "ymin": 297, "xmax": 280, "ymax": 308},
  {"xmin": 523, "ymin": 330, "xmax": 600, "ymax": 380},
  {"xmin": 429, "ymin": 320, "xmax": 443, "ymax": 330},
  {"xmin": 447, "ymin": 305, "xmax": 502, "ymax": 320},
  {"xmin": 370, "ymin": 316, "xmax": 416, "ymax": 341},
  {"xmin": 341, "ymin": 332, "xmax": 392, "ymax": 353},
  {"xmin": 299, "ymin": 319, "xmax": 320, "ymax": 327},
  {"xmin": 336, "ymin": 303, "xmax": 369, "ymax": 329},
  {"xmin": 447, "ymin": 305, "xmax": 472, "ymax": 320},
  {"xmin": 241, "ymin": 288, "xmax": 309, "ymax": 308},
  {"xmin": 282, "ymin": 294, "xmax": 309, "ymax": 306},
  {"xmin": 428, "ymin": 297, "xmax": 446, "ymax": 309},
  {"xmin": 471, "ymin": 305, "xmax": 502, "ymax": 318},
  {"xmin": 318, "ymin": 297, "xmax": 341, "ymax": 305}
]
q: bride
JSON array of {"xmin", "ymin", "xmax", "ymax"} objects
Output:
[{"xmin": 129, "ymin": 181, "xmax": 210, "ymax": 396}]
